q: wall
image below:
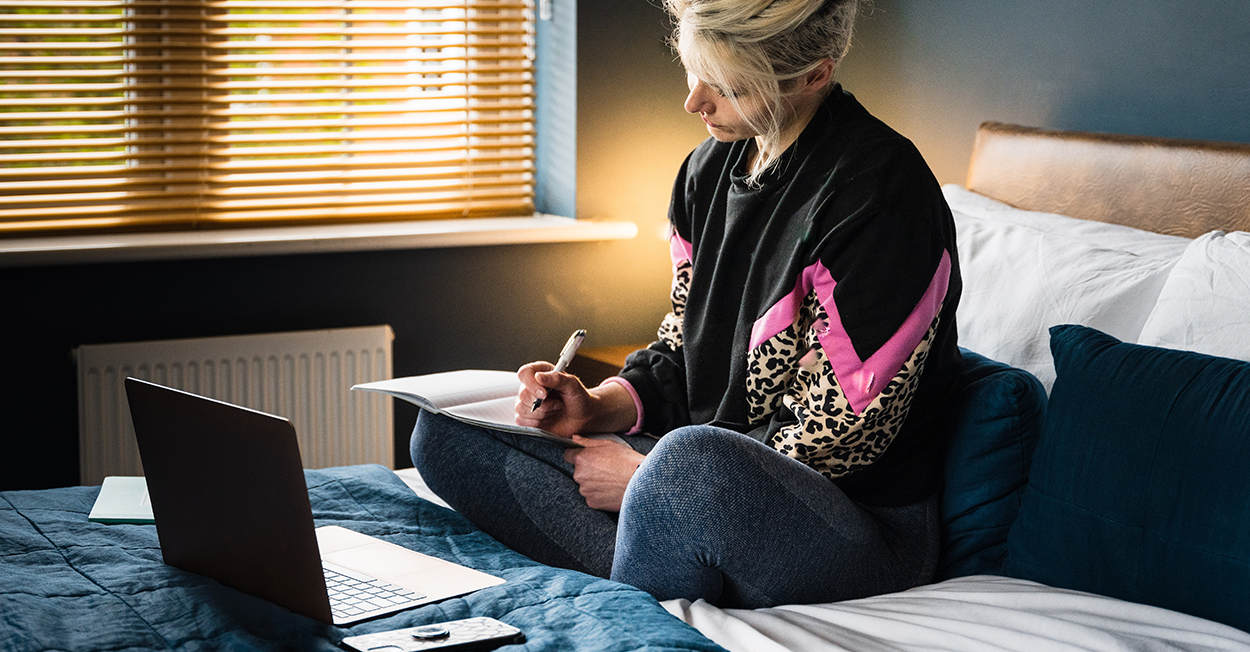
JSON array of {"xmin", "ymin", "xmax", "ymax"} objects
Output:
[
  {"xmin": 838, "ymin": 0, "xmax": 1250, "ymax": 185},
  {"xmin": 576, "ymin": 1, "xmax": 708, "ymax": 239}
]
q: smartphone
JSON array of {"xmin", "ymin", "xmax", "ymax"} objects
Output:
[{"xmin": 340, "ymin": 617, "xmax": 525, "ymax": 652}]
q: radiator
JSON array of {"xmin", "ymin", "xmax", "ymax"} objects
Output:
[{"xmin": 75, "ymin": 325, "xmax": 394, "ymax": 486}]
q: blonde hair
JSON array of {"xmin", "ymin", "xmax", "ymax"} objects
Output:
[{"xmin": 665, "ymin": 0, "xmax": 858, "ymax": 184}]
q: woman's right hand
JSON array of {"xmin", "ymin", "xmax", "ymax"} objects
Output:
[{"xmin": 514, "ymin": 362, "xmax": 637, "ymax": 437}]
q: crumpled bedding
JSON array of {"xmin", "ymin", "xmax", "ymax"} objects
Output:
[
  {"xmin": 0, "ymin": 464, "xmax": 725, "ymax": 652},
  {"xmin": 663, "ymin": 575, "xmax": 1250, "ymax": 652}
]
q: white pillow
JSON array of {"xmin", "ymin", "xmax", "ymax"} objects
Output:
[
  {"xmin": 943, "ymin": 185, "xmax": 1191, "ymax": 391},
  {"xmin": 1137, "ymin": 230, "xmax": 1250, "ymax": 361}
]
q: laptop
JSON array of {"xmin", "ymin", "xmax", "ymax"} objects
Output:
[{"xmin": 124, "ymin": 377, "xmax": 504, "ymax": 626}]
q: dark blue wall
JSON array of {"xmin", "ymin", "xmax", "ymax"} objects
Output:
[{"xmin": 839, "ymin": 0, "xmax": 1250, "ymax": 183}]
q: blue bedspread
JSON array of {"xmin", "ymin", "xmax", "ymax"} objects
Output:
[{"xmin": 0, "ymin": 464, "xmax": 725, "ymax": 651}]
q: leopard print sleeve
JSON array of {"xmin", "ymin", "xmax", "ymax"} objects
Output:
[
  {"xmin": 745, "ymin": 251, "xmax": 952, "ymax": 481},
  {"xmin": 657, "ymin": 232, "xmax": 693, "ymax": 352},
  {"xmin": 612, "ymin": 230, "xmax": 696, "ymax": 436}
]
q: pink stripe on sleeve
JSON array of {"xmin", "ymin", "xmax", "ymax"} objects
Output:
[
  {"xmin": 749, "ymin": 252, "xmax": 952, "ymax": 416},
  {"xmin": 749, "ymin": 259, "xmax": 841, "ymax": 351},
  {"xmin": 669, "ymin": 233, "xmax": 693, "ymax": 270},
  {"xmin": 750, "ymin": 286, "xmax": 803, "ymax": 350},
  {"xmin": 819, "ymin": 251, "xmax": 952, "ymax": 414}
]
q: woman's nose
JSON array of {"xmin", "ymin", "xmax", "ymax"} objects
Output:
[{"xmin": 685, "ymin": 82, "xmax": 713, "ymax": 114}]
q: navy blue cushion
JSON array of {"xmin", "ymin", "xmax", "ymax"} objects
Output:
[
  {"xmin": 936, "ymin": 348, "xmax": 1047, "ymax": 580},
  {"xmin": 1004, "ymin": 325, "xmax": 1250, "ymax": 632}
]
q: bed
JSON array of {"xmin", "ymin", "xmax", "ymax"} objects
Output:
[{"xmin": 4, "ymin": 122, "xmax": 1250, "ymax": 651}]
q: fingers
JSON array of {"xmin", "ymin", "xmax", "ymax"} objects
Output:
[
  {"xmin": 516, "ymin": 395, "xmax": 561, "ymax": 426},
  {"xmin": 516, "ymin": 361, "xmax": 558, "ymax": 415},
  {"xmin": 520, "ymin": 363, "xmax": 588, "ymax": 406},
  {"xmin": 562, "ymin": 436, "xmax": 643, "ymax": 512},
  {"xmin": 517, "ymin": 361, "xmax": 554, "ymax": 399},
  {"xmin": 562, "ymin": 436, "xmax": 627, "ymax": 464},
  {"xmin": 515, "ymin": 364, "xmax": 597, "ymax": 437},
  {"xmin": 561, "ymin": 435, "xmax": 599, "ymax": 463}
]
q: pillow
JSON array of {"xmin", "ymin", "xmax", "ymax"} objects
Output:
[
  {"xmin": 1138, "ymin": 230, "xmax": 1250, "ymax": 361},
  {"xmin": 937, "ymin": 349, "xmax": 1047, "ymax": 580},
  {"xmin": 943, "ymin": 184, "xmax": 1190, "ymax": 391},
  {"xmin": 1003, "ymin": 325, "xmax": 1250, "ymax": 633}
]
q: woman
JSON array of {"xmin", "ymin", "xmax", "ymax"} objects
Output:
[{"xmin": 412, "ymin": 0, "xmax": 962, "ymax": 609}]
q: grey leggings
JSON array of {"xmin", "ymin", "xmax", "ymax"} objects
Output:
[{"xmin": 411, "ymin": 411, "xmax": 939, "ymax": 608}]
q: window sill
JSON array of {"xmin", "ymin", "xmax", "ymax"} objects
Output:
[{"xmin": 0, "ymin": 215, "xmax": 638, "ymax": 268}]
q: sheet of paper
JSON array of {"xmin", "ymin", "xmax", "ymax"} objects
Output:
[
  {"xmin": 442, "ymin": 395, "xmax": 522, "ymax": 428},
  {"xmin": 354, "ymin": 370, "xmax": 521, "ymax": 410},
  {"xmin": 89, "ymin": 476, "xmax": 155, "ymax": 524}
]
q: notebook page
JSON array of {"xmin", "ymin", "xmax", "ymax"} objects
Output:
[
  {"xmin": 443, "ymin": 396, "xmax": 579, "ymax": 447},
  {"xmin": 354, "ymin": 370, "xmax": 521, "ymax": 411},
  {"xmin": 442, "ymin": 396, "xmax": 522, "ymax": 428}
]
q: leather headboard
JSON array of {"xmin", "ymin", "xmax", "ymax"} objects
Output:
[{"xmin": 966, "ymin": 122, "xmax": 1250, "ymax": 239}]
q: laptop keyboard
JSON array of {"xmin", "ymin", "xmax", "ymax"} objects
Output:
[{"xmin": 324, "ymin": 562, "xmax": 426, "ymax": 622}]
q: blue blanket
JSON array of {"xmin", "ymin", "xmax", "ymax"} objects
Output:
[{"xmin": 0, "ymin": 465, "xmax": 725, "ymax": 651}]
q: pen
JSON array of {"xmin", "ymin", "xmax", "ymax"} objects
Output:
[{"xmin": 531, "ymin": 329, "xmax": 586, "ymax": 411}]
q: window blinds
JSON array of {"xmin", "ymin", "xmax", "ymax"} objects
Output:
[{"xmin": 0, "ymin": 0, "xmax": 535, "ymax": 236}]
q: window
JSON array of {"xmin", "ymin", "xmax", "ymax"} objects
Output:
[{"xmin": 0, "ymin": 0, "xmax": 536, "ymax": 236}]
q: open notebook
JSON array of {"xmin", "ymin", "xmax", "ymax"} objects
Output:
[{"xmin": 353, "ymin": 370, "xmax": 581, "ymax": 447}]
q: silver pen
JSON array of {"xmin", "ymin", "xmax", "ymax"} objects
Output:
[{"xmin": 531, "ymin": 329, "xmax": 586, "ymax": 411}]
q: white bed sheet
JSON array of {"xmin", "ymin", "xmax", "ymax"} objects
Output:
[
  {"xmin": 662, "ymin": 575, "xmax": 1250, "ymax": 652},
  {"xmin": 394, "ymin": 466, "xmax": 451, "ymax": 509}
]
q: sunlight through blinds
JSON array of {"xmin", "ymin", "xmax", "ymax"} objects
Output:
[{"xmin": 0, "ymin": 0, "xmax": 536, "ymax": 235}]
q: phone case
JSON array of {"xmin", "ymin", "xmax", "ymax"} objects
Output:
[{"xmin": 340, "ymin": 617, "xmax": 525, "ymax": 652}]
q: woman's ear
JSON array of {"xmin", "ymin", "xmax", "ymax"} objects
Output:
[{"xmin": 800, "ymin": 58, "xmax": 835, "ymax": 95}]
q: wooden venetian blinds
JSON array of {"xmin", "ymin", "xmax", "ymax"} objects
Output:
[{"xmin": 0, "ymin": 0, "xmax": 535, "ymax": 236}]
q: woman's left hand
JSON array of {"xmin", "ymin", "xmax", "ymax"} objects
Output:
[{"xmin": 564, "ymin": 436, "xmax": 646, "ymax": 512}]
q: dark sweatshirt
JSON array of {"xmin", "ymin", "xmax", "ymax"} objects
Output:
[{"xmin": 616, "ymin": 86, "xmax": 963, "ymax": 507}]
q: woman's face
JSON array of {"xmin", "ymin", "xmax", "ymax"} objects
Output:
[{"xmin": 684, "ymin": 72, "xmax": 760, "ymax": 142}]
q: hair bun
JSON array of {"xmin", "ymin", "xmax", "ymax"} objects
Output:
[{"xmin": 665, "ymin": 0, "xmax": 858, "ymax": 184}]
